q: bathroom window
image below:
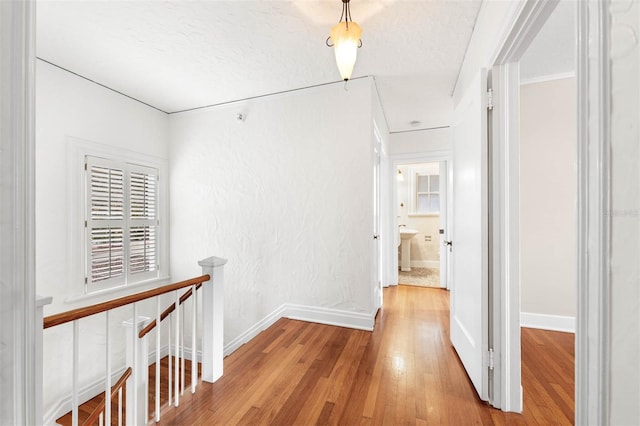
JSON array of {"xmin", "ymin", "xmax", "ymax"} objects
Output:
[
  {"xmin": 416, "ymin": 173, "xmax": 440, "ymax": 214},
  {"xmin": 406, "ymin": 162, "xmax": 441, "ymax": 216},
  {"xmin": 84, "ymin": 155, "xmax": 162, "ymax": 293}
]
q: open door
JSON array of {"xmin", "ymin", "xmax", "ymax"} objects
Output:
[{"xmin": 450, "ymin": 69, "xmax": 490, "ymax": 402}]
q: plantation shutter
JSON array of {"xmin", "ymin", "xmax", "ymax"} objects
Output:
[
  {"xmin": 85, "ymin": 156, "xmax": 159, "ymax": 290},
  {"xmin": 86, "ymin": 156, "xmax": 125, "ymax": 286},
  {"xmin": 128, "ymin": 164, "xmax": 158, "ymax": 277}
]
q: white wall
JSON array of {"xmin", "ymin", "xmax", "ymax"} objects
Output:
[
  {"xmin": 35, "ymin": 60, "xmax": 169, "ymax": 418},
  {"xmin": 519, "ymin": 77, "xmax": 576, "ymax": 325},
  {"xmin": 389, "ymin": 127, "xmax": 451, "ymax": 155},
  {"xmin": 169, "ymin": 78, "xmax": 375, "ymax": 345}
]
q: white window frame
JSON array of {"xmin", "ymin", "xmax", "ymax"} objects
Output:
[
  {"xmin": 70, "ymin": 138, "xmax": 169, "ymax": 296},
  {"xmin": 415, "ymin": 173, "xmax": 440, "ymax": 215},
  {"xmin": 408, "ymin": 163, "xmax": 441, "ymax": 217}
]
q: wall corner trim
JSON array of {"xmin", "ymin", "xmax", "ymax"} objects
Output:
[
  {"xmin": 223, "ymin": 304, "xmax": 288, "ymax": 356},
  {"xmin": 223, "ymin": 303, "xmax": 376, "ymax": 357}
]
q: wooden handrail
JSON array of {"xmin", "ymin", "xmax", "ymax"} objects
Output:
[
  {"xmin": 138, "ymin": 283, "xmax": 203, "ymax": 338},
  {"xmin": 83, "ymin": 367, "xmax": 132, "ymax": 426},
  {"xmin": 43, "ymin": 275, "xmax": 210, "ymax": 329}
]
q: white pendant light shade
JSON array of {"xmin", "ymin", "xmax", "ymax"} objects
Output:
[{"xmin": 329, "ymin": 21, "xmax": 362, "ymax": 81}]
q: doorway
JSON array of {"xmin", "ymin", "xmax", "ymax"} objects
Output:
[
  {"xmin": 390, "ymin": 156, "xmax": 450, "ymax": 290},
  {"xmin": 518, "ymin": 0, "xmax": 577, "ymax": 418},
  {"xmin": 486, "ymin": 0, "xmax": 578, "ymax": 413}
]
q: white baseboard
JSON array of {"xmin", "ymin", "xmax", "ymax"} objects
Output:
[
  {"xmin": 285, "ymin": 304, "xmax": 375, "ymax": 331},
  {"xmin": 223, "ymin": 304, "xmax": 288, "ymax": 356},
  {"xmin": 222, "ymin": 303, "xmax": 375, "ymax": 356},
  {"xmin": 520, "ymin": 312, "xmax": 575, "ymax": 333},
  {"xmin": 409, "ymin": 260, "xmax": 440, "ymax": 268}
]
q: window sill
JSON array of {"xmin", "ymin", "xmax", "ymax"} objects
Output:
[
  {"xmin": 64, "ymin": 275, "xmax": 171, "ymax": 305},
  {"xmin": 408, "ymin": 212, "xmax": 440, "ymax": 218}
]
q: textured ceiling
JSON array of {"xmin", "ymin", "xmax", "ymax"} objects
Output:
[{"xmin": 36, "ymin": 1, "xmax": 482, "ymax": 132}]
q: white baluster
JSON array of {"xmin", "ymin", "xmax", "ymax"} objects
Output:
[
  {"xmin": 174, "ymin": 292, "xmax": 180, "ymax": 406},
  {"xmin": 118, "ymin": 388, "xmax": 122, "ymax": 426},
  {"xmin": 168, "ymin": 315, "xmax": 172, "ymax": 406},
  {"xmin": 35, "ymin": 296, "xmax": 52, "ymax": 425},
  {"xmin": 123, "ymin": 314, "xmax": 149, "ymax": 426},
  {"xmin": 191, "ymin": 284, "xmax": 197, "ymax": 393},
  {"xmin": 133, "ymin": 304, "xmax": 138, "ymax": 424},
  {"xmin": 181, "ymin": 303, "xmax": 185, "ymax": 395},
  {"xmin": 155, "ymin": 297, "xmax": 161, "ymax": 421},
  {"xmin": 199, "ymin": 257, "xmax": 227, "ymax": 383},
  {"xmin": 105, "ymin": 311, "xmax": 111, "ymax": 426},
  {"xmin": 72, "ymin": 320, "xmax": 79, "ymax": 426}
]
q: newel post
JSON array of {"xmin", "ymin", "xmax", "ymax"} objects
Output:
[
  {"xmin": 123, "ymin": 316, "xmax": 150, "ymax": 426},
  {"xmin": 199, "ymin": 256, "xmax": 227, "ymax": 382},
  {"xmin": 36, "ymin": 296, "xmax": 52, "ymax": 425}
]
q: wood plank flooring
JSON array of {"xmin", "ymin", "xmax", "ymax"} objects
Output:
[{"xmin": 157, "ymin": 285, "xmax": 575, "ymax": 425}]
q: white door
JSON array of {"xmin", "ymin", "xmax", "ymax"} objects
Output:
[
  {"xmin": 372, "ymin": 129, "xmax": 383, "ymax": 310},
  {"xmin": 438, "ymin": 160, "xmax": 449, "ymax": 289},
  {"xmin": 450, "ymin": 69, "xmax": 490, "ymax": 401}
]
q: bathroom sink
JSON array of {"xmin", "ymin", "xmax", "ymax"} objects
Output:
[
  {"xmin": 399, "ymin": 228, "xmax": 418, "ymax": 272},
  {"xmin": 399, "ymin": 228, "xmax": 419, "ymax": 240}
]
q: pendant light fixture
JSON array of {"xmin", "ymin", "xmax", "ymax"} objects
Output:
[{"xmin": 326, "ymin": 0, "xmax": 362, "ymax": 81}]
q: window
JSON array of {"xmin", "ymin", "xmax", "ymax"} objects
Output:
[
  {"xmin": 406, "ymin": 162, "xmax": 441, "ymax": 216},
  {"xmin": 85, "ymin": 155, "xmax": 159, "ymax": 292},
  {"xmin": 415, "ymin": 173, "xmax": 440, "ymax": 214}
]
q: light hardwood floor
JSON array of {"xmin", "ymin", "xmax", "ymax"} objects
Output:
[
  {"xmin": 157, "ymin": 285, "xmax": 574, "ymax": 425},
  {"xmin": 59, "ymin": 285, "xmax": 574, "ymax": 425}
]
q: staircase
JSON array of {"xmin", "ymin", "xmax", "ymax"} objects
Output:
[
  {"xmin": 39, "ymin": 256, "xmax": 226, "ymax": 426},
  {"xmin": 56, "ymin": 356, "xmax": 201, "ymax": 425}
]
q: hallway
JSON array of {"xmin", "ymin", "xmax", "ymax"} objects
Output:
[{"xmin": 154, "ymin": 285, "xmax": 573, "ymax": 425}]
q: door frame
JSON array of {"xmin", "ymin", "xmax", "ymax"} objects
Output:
[
  {"xmin": 0, "ymin": 0, "xmax": 38, "ymax": 424},
  {"xmin": 388, "ymin": 150, "xmax": 451, "ymax": 288},
  {"xmin": 489, "ymin": 0, "xmax": 610, "ymax": 420},
  {"xmin": 575, "ymin": 1, "xmax": 610, "ymax": 423},
  {"xmin": 487, "ymin": 0, "xmax": 562, "ymax": 413}
]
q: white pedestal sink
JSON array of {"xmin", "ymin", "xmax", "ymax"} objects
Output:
[{"xmin": 399, "ymin": 228, "xmax": 419, "ymax": 272}]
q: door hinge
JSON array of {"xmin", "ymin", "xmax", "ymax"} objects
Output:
[
  {"xmin": 84, "ymin": 277, "xmax": 88, "ymax": 284},
  {"xmin": 487, "ymin": 88, "xmax": 494, "ymax": 111},
  {"xmin": 485, "ymin": 348, "xmax": 495, "ymax": 370}
]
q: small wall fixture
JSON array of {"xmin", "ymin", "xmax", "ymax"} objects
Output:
[
  {"xmin": 397, "ymin": 169, "xmax": 404, "ymax": 182},
  {"xmin": 326, "ymin": 0, "xmax": 362, "ymax": 81}
]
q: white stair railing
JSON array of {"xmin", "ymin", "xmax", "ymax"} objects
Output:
[{"xmin": 40, "ymin": 256, "xmax": 227, "ymax": 425}]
